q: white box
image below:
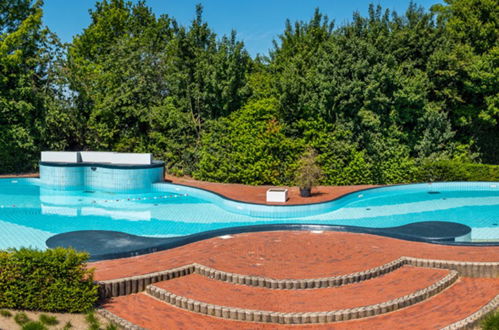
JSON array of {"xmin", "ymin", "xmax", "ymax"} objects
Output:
[
  {"xmin": 41, "ymin": 151, "xmax": 80, "ymax": 163},
  {"xmin": 111, "ymin": 153, "xmax": 152, "ymax": 165},
  {"xmin": 80, "ymin": 151, "xmax": 115, "ymax": 163},
  {"xmin": 266, "ymin": 188, "xmax": 288, "ymax": 203}
]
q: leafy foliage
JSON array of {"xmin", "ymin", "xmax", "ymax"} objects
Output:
[
  {"xmin": 194, "ymin": 98, "xmax": 300, "ymax": 185},
  {"xmin": 1, "ymin": 0, "xmax": 498, "ymax": 185},
  {"xmin": 481, "ymin": 310, "xmax": 499, "ymax": 330},
  {"xmin": 0, "ymin": 248, "xmax": 99, "ymax": 313}
]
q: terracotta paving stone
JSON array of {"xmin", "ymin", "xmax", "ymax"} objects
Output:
[
  {"xmin": 332, "ymin": 277, "xmax": 499, "ymax": 330},
  {"xmin": 103, "ymin": 278, "xmax": 499, "ymax": 330},
  {"xmin": 165, "ymin": 174, "xmax": 378, "ymax": 205},
  {"xmin": 91, "ymin": 231, "xmax": 499, "ymax": 281},
  {"xmin": 152, "ymin": 266, "xmax": 450, "ymax": 312},
  {"xmin": 0, "ymin": 173, "xmax": 38, "ymax": 178}
]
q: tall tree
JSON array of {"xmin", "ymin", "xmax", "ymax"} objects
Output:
[{"xmin": 0, "ymin": 0, "xmax": 59, "ymax": 173}]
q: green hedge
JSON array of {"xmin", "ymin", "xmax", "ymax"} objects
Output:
[
  {"xmin": 0, "ymin": 248, "xmax": 99, "ymax": 313},
  {"xmin": 416, "ymin": 160, "xmax": 499, "ymax": 182}
]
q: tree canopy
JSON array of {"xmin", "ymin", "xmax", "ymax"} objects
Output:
[{"xmin": 1, "ymin": 0, "xmax": 498, "ymax": 185}]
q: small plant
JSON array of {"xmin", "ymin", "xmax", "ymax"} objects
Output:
[
  {"xmin": 295, "ymin": 147, "xmax": 322, "ymax": 197},
  {"xmin": 0, "ymin": 309, "xmax": 12, "ymax": 317},
  {"xmin": 22, "ymin": 321, "xmax": 47, "ymax": 330},
  {"xmin": 85, "ymin": 311, "xmax": 100, "ymax": 330},
  {"xmin": 39, "ymin": 314, "xmax": 59, "ymax": 326},
  {"xmin": 481, "ymin": 310, "xmax": 499, "ymax": 330},
  {"xmin": 106, "ymin": 324, "xmax": 118, "ymax": 330},
  {"xmin": 14, "ymin": 312, "xmax": 31, "ymax": 325},
  {"xmin": 62, "ymin": 321, "xmax": 73, "ymax": 329}
]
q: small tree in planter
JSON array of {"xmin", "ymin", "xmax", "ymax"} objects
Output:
[{"xmin": 295, "ymin": 148, "xmax": 322, "ymax": 197}]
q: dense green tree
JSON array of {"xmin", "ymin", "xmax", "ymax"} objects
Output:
[
  {"xmin": 0, "ymin": 0, "xmax": 60, "ymax": 173},
  {"xmin": 431, "ymin": 0, "xmax": 499, "ymax": 162},
  {"xmin": 194, "ymin": 97, "xmax": 300, "ymax": 185},
  {"xmin": 1, "ymin": 0, "xmax": 498, "ymax": 185}
]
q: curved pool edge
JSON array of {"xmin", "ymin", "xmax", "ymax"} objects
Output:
[
  {"xmin": 161, "ymin": 180, "xmax": 383, "ymax": 207},
  {"xmin": 153, "ymin": 181, "xmax": 499, "ymax": 218},
  {"xmin": 45, "ymin": 221, "xmax": 499, "ymax": 262}
]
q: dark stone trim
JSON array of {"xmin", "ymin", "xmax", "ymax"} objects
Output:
[
  {"xmin": 39, "ymin": 161, "xmax": 164, "ymax": 170},
  {"xmin": 45, "ymin": 221, "xmax": 499, "ymax": 262}
]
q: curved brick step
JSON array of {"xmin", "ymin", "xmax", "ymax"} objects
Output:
[
  {"xmin": 97, "ymin": 257, "xmax": 499, "ymax": 299},
  {"xmin": 149, "ymin": 266, "xmax": 451, "ymax": 313},
  {"xmin": 98, "ymin": 258, "xmax": 407, "ymax": 298},
  {"xmin": 146, "ymin": 269, "xmax": 458, "ymax": 323},
  {"xmin": 100, "ymin": 278, "xmax": 499, "ymax": 329}
]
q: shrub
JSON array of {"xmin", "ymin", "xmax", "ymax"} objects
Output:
[
  {"xmin": 481, "ymin": 311, "xmax": 499, "ymax": 330},
  {"xmin": 39, "ymin": 314, "xmax": 59, "ymax": 326},
  {"xmin": 22, "ymin": 321, "xmax": 47, "ymax": 330},
  {"xmin": 295, "ymin": 148, "xmax": 322, "ymax": 190},
  {"xmin": 0, "ymin": 248, "xmax": 99, "ymax": 313},
  {"xmin": 416, "ymin": 160, "xmax": 499, "ymax": 182}
]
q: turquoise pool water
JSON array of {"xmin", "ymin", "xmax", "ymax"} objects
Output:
[{"xmin": 0, "ymin": 178, "xmax": 498, "ymax": 250}]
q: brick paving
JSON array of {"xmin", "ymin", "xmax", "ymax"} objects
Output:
[
  {"xmin": 152, "ymin": 266, "xmax": 449, "ymax": 312},
  {"xmin": 0, "ymin": 173, "xmax": 38, "ymax": 178},
  {"xmin": 103, "ymin": 277, "xmax": 498, "ymax": 330},
  {"xmin": 165, "ymin": 174, "xmax": 377, "ymax": 205},
  {"xmin": 94, "ymin": 231, "xmax": 499, "ymax": 328},
  {"xmin": 91, "ymin": 231, "xmax": 499, "ymax": 281}
]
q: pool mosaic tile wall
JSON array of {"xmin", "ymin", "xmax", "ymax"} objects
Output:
[{"xmin": 40, "ymin": 164, "xmax": 164, "ymax": 192}]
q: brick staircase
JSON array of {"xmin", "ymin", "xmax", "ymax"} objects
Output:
[
  {"xmin": 90, "ymin": 231, "xmax": 499, "ymax": 329},
  {"xmin": 97, "ymin": 260, "xmax": 498, "ymax": 329}
]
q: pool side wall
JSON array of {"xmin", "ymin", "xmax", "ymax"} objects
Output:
[{"xmin": 40, "ymin": 163, "xmax": 164, "ymax": 192}]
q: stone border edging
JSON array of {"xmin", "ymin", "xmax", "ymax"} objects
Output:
[
  {"xmin": 144, "ymin": 271, "xmax": 458, "ymax": 324},
  {"xmin": 440, "ymin": 295, "xmax": 499, "ymax": 330},
  {"xmin": 404, "ymin": 257, "xmax": 499, "ymax": 278},
  {"xmin": 98, "ymin": 264, "xmax": 196, "ymax": 299},
  {"xmin": 97, "ymin": 308, "xmax": 145, "ymax": 330},
  {"xmin": 97, "ymin": 257, "xmax": 499, "ymax": 299},
  {"xmin": 97, "ymin": 258, "xmax": 406, "ymax": 298},
  {"xmin": 193, "ymin": 258, "xmax": 405, "ymax": 290}
]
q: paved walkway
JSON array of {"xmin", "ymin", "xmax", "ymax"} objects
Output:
[
  {"xmin": 91, "ymin": 231, "xmax": 499, "ymax": 281},
  {"xmin": 165, "ymin": 175, "xmax": 377, "ymax": 205}
]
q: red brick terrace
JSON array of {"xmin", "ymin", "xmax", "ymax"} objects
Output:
[{"xmin": 90, "ymin": 176, "xmax": 499, "ymax": 330}]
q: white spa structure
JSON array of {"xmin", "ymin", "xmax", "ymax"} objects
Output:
[{"xmin": 40, "ymin": 151, "xmax": 164, "ymax": 192}]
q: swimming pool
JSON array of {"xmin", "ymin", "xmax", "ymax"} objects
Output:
[{"xmin": 0, "ymin": 178, "xmax": 498, "ymax": 250}]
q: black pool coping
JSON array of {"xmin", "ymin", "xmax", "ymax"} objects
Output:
[
  {"xmin": 39, "ymin": 160, "xmax": 164, "ymax": 170},
  {"xmin": 45, "ymin": 221, "xmax": 498, "ymax": 262}
]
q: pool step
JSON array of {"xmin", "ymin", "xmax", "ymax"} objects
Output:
[
  {"xmin": 145, "ymin": 266, "xmax": 456, "ymax": 323},
  {"xmin": 100, "ymin": 277, "xmax": 499, "ymax": 329}
]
